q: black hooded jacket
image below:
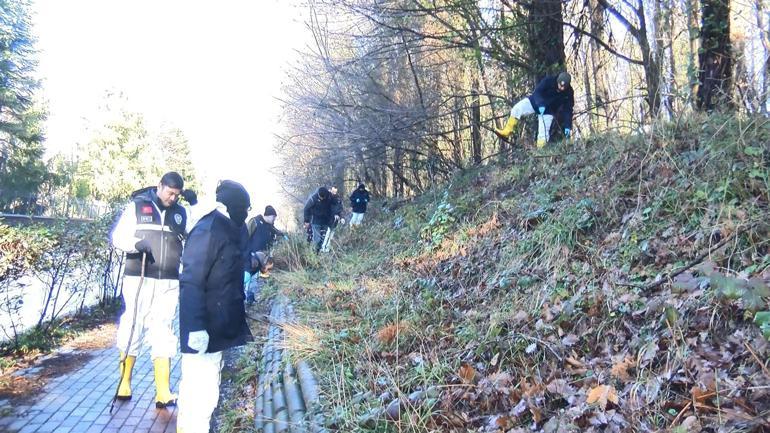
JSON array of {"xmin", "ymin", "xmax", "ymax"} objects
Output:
[
  {"xmin": 179, "ymin": 208, "xmax": 252, "ymax": 354},
  {"xmin": 303, "ymin": 188, "xmax": 342, "ymax": 226},
  {"xmin": 528, "ymin": 75, "xmax": 574, "ymax": 129},
  {"xmin": 349, "ymin": 188, "xmax": 370, "ymax": 213}
]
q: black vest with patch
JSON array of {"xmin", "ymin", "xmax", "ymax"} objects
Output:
[{"xmin": 124, "ymin": 193, "xmax": 187, "ymax": 280}]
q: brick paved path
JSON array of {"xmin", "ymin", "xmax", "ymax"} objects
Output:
[{"xmin": 0, "ymin": 348, "xmax": 181, "ymax": 433}]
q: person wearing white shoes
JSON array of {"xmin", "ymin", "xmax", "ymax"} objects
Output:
[{"xmin": 349, "ymin": 183, "xmax": 370, "ymax": 228}]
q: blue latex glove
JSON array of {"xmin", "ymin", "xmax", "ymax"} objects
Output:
[
  {"xmin": 538, "ymin": 106, "xmax": 545, "ymax": 115},
  {"xmin": 243, "ymin": 271, "xmax": 251, "ymax": 287},
  {"xmin": 564, "ymin": 128, "xmax": 571, "ymax": 138},
  {"xmin": 283, "ymin": 234, "xmax": 289, "ymax": 241}
]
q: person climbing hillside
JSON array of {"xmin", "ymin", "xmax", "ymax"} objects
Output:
[
  {"xmin": 495, "ymin": 71, "xmax": 574, "ymax": 148},
  {"xmin": 109, "ymin": 171, "xmax": 196, "ymax": 409},
  {"xmin": 321, "ymin": 186, "xmax": 345, "ymax": 252},
  {"xmin": 243, "ymin": 205, "xmax": 282, "ymax": 304},
  {"xmin": 177, "ymin": 180, "xmax": 264, "ymax": 433},
  {"xmin": 246, "ymin": 205, "xmax": 284, "ymax": 253},
  {"xmin": 303, "ymin": 186, "xmax": 342, "ymax": 252},
  {"xmin": 349, "ymin": 183, "xmax": 370, "ymax": 228}
]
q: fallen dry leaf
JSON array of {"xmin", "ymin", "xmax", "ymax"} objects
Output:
[
  {"xmin": 376, "ymin": 321, "xmax": 408, "ymax": 344},
  {"xmin": 483, "ymin": 371, "xmax": 512, "ymax": 388},
  {"xmin": 565, "ymin": 356, "xmax": 585, "ymax": 369},
  {"xmin": 690, "ymin": 386, "xmax": 715, "ymax": 404},
  {"xmin": 458, "ymin": 363, "xmax": 477, "ymax": 384},
  {"xmin": 561, "ymin": 334, "xmax": 579, "ymax": 346},
  {"xmin": 611, "ymin": 357, "xmax": 635, "ymax": 382},
  {"xmin": 586, "ymin": 384, "xmax": 619, "ymax": 409},
  {"xmin": 680, "ymin": 415, "xmax": 702, "ymax": 432}
]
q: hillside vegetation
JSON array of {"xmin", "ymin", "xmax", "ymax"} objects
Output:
[{"xmin": 268, "ymin": 114, "xmax": 770, "ymax": 432}]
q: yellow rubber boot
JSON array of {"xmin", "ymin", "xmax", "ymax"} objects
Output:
[
  {"xmin": 153, "ymin": 357, "xmax": 177, "ymax": 408},
  {"xmin": 495, "ymin": 116, "xmax": 518, "ymax": 138},
  {"xmin": 536, "ymin": 139, "xmax": 547, "ymax": 148},
  {"xmin": 117, "ymin": 352, "xmax": 135, "ymax": 401}
]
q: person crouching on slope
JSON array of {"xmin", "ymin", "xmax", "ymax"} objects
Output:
[{"xmin": 495, "ymin": 71, "xmax": 575, "ymax": 148}]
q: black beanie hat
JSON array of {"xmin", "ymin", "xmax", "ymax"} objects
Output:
[
  {"xmin": 264, "ymin": 205, "xmax": 277, "ymax": 217},
  {"xmin": 318, "ymin": 187, "xmax": 330, "ymax": 199},
  {"xmin": 216, "ymin": 180, "xmax": 250, "ymax": 225}
]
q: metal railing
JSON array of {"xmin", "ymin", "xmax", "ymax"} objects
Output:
[{"xmin": 0, "ymin": 192, "xmax": 110, "ymax": 220}]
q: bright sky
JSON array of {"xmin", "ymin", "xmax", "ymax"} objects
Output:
[{"xmin": 31, "ymin": 0, "xmax": 308, "ymax": 225}]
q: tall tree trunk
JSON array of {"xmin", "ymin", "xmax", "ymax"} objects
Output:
[
  {"xmin": 583, "ymin": 51, "xmax": 595, "ymax": 134},
  {"xmin": 654, "ymin": 0, "xmax": 676, "ymax": 117},
  {"xmin": 685, "ymin": 0, "xmax": 702, "ymax": 108},
  {"xmin": 697, "ymin": 0, "xmax": 733, "ymax": 111},
  {"xmin": 755, "ymin": 0, "xmax": 770, "ymax": 113},
  {"xmin": 471, "ymin": 76, "xmax": 482, "ymax": 165},
  {"xmin": 665, "ymin": 0, "xmax": 678, "ymax": 114},
  {"xmin": 596, "ymin": 0, "xmax": 660, "ymax": 117},
  {"xmin": 589, "ymin": 0, "xmax": 610, "ymax": 129},
  {"xmin": 636, "ymin": 1, "xmax": 662, "ymax": 117},
  {"xmin": 528, "ymin": 0, "xmax": 566, "ymax": 79},
  {"xmin": 392, "ymin": 145, "xmax": 404, "ymax": 197},
  {"xmin": 452, "ymin": 95, "xmax": 464, "ymax": 168}
]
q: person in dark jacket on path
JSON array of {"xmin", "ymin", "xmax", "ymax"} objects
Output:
[
  {"xmin": 177, "ymin": 180, "xmax": 263, "ymax": 433},
  {"xmin": 495, "ymin": 71, "xmax": 574, "ymax": 148},
  {"xmin": 349, "ymin": 183, "xmax": 370, "ymax": 228},
  {"xmin": 303, "ymin": 186, "xmax": 342, "ymax": 252}
]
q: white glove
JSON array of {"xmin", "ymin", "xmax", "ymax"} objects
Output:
[
  {"xmin": 188, "ymin": 330, "xmax": 209, "ymax": 354},
  {"xmin": 340, "ymin": 218, "xmax": 346, "ymax": 225},
  {"xmin": 334, "ymin": 215, "xmax": 340, "ymax": 223}
]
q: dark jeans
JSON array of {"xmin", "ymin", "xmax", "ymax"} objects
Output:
[
  {"xmin": 246, "ymin": 275, "xmax": 263, "ymax": 305},
  {"xmin": 312, "ymin": 224, "xmax": 328, "ymax": 252}
]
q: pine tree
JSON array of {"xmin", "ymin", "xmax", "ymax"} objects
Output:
[{"xmin": 0, "ymin": 0, "xmax": 47, "ymax": 212}]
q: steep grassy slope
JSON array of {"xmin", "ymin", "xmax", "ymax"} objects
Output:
[{"xmin": 269, "ymin": 114, "xmax": 770, "ymax": 432}]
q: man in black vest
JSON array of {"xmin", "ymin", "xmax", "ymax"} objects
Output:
[{"xmin": 110, "ymin": 171, "xmax": 194, "ymax": 408}]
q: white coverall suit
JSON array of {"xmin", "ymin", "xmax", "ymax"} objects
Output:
[
  {"xmin": 110, "ymin": 190, "xmax": 192, "ymax": 408},
  {"xmin": 111, "ymin": 200, "xmax": 189, "ymax": 358}
]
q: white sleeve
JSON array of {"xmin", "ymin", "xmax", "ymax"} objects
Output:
[
  {"xmin": 111, "ymin": 203, "xmax": 141, "ymax": 252},
  {"xmin": 184, "ymin": 204, "xmax": 196, "ymax": 234}
]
